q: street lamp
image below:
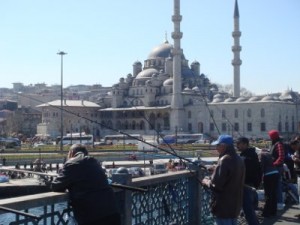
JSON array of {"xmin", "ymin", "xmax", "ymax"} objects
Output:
[{"xmin": 57, "ymin": 51, "xmax": 67, "ymax": 152}]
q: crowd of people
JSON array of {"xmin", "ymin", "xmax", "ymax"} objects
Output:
[{"xmin": 202, "ymin": 130, "xmax": 300, "ymax": 225}]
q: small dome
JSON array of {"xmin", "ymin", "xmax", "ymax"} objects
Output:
[
  {"xmin": 236, "ymin": 96, "xmax": 248, "ymax": 102},
  {"xmin": 212, "ymin": 98, "xmax": 223, "ymax": 103},
  {"xmin": 163, "ymin": 78, "xmax": 173, "ymax": 86},
  {"xmin": 279, "ymin": 90, "xmax": 296, "ymax": 101},
  {"xmin": 248, "ymin": 96, "xmax": 260, "ymax": 102},
  {"xmin": 224, "ymin": 97, "xmax": 235, "ymax": 102},
  {"xmin": 192, "ymin": 86, "xmax": 200, "ymax": 92},
  {"xmin": 191, "ymin": 60, "xmax": 200, "ymax": 65},
  {"xmin": 135, "ymin": 68, "xmax": 158, "ymax": 79},
  {"xmin": 261, "ymin": 95, "xmax": 274, "ymax": 102},
  {"xmin": 183, "ymin": 87, "xmax": 191, "ymax": 92},
  {"xmin": 133, "ymin": 61, "xmax": 142, "ymax": 65}
]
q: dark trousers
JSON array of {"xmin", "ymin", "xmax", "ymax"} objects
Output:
[
  {"xmin": 263, "ymin": 173, "xmax": 279, "ymax": 216},
  {"xmin": 81, "ymin": 213, "xmax": 121, "ymax": 225},
  {"xmin": 243, "ymin": 186, "xmax": 259, "ymax": 225}
]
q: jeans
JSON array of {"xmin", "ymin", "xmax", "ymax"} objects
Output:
[
  {"xmin": 243, "ymin": 186, "xmax": 259, "ymax": 225},
  {"xmin": 215, "ymin": 218, "xmax": 237, "ymax": 225},
  {"xmin": 298, "ymin": 176, "xmax": 300, "ymax": 207}
]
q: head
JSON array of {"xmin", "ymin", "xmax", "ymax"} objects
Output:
[
  {"xmin": 289, "ymin": 140, "xmax": 299, "ymax": 152},
  {"xmin": 236, "ymin": 136, "xmax": 249, "ymax": 152},
  {"xmin": 211, "ymin": 135, "xmax": 234, "ymax": 155},
  {"xmin": 268, "ymin": 130, "xmax": 280, "ymax": 141},
  {"xmin": 68, "ymin": 144, "xmax": 88, "ymax": 159}
]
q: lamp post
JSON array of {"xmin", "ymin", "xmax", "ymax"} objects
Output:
[{"xmin": 57, "ymin": 51, "xmax": 67, "ymax": 152}]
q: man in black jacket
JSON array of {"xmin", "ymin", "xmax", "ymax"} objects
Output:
[
  {"xmin": 236, "ymin": 137, "xmax": 261, "ymax": 225},
  {"xmin": 51, "ymin": 144, "xmax": 120, "ymax": 225}
]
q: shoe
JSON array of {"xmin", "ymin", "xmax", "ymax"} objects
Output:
[
  {"xmin": 277, "ymin": 203, "xmax": 285, "ymax": 210},
  {"xmin": 295, "ymin": 214, "xmax": 300, "ymax": 219}
]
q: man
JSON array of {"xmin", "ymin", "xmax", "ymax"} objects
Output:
[
  {"xmin": 268, "ymin": 129, "xmax": 285, "ymax": 210},
  {"xmin": 236, "ymin": 137, "xmax": 261, "ymax": 225},
  {"xmin": 51, "ymin": 144, "xmax": 120, "ymax": 225},
  {"xmin": 202, "ymin": 134, "xmax": 245, "ymax": 225},
  {"xmin": 290, "ymin": 139, "xmax": 300, "ymax": 219}
]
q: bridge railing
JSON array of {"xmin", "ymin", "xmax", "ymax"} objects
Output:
[{"xmin": 0, "ymin": 167, "xmax": 214, "ymax": 225}]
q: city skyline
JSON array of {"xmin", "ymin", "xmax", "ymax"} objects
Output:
[{"xmin": 0, "ymin": 0, "xmax": 299, "ymax": 95}]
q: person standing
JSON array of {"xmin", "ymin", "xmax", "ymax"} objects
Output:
[
  {"xmin": 268, "ymin": 130, "xmax": 285, "ymax": 210},
  {"xmin": 260, "ymin": 150, "xmax": 279, "ymax": 217},
  {"xmin": 236, "ymin": 137, "xmax": 261, "ymax": 225},
  {"xmin": 290, "ymin": 139, "xmax": 300, "ymax": 218},
  {"xmin": 51, "ymin": 144, "xmax": 120, "ymax": 225},
  {"xmin": 202, "ymin": 134, "xmax": 245, "ymax": 225}
]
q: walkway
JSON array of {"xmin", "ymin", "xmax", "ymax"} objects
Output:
[{"xmin": 260, "ymin": 204, "xmax": 300, "ymax": 225}]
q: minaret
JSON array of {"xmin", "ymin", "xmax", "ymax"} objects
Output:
[
  {"xmin": 171, "ymin": 0, "xmax": 184, "ymax": 132},
  {"xmin": 232, "ymin": 0, "xmax": 242, "ymax": 98}
]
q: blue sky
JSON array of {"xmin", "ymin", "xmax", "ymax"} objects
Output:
[{"xmin": 0, "ymin": 0, "xmax": 299, "ymax": 95}]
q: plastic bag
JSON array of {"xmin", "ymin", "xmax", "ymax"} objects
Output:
[{"xmin": 64, "ymin": 214, "xmax": 77, "ymax": 225}]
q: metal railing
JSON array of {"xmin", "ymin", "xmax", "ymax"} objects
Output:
[{"xmin": 0, "ymin": 167, "xmax": 214, "ymax": 225}]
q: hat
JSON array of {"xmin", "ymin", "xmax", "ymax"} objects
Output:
[
  {"xmin": 236, "ymin": 136, "xmax": 249, "ymax": 145},
  {"xmin": 268, "ymin": 130, "xmax": 279, "ymax": 140},
  {"xmin": 211, "ymin": 135, "xmax": 233, "ymax": 145}
]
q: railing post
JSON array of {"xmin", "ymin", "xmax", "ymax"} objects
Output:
[
  {"xmin": 188, "ymin": 164, "xmax": 203, "ymax": 225},
  {"xmin": 112, "ymin": 173, "xmax": 132, "ymax": 225}
]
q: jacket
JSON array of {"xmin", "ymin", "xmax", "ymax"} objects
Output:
[
  {"xmin": 240, "ymin": 147, "xmax": 261, "ymax": 188},
  {"xmin": 51, "ymin": 153, "xmax": 119, "ymax": 224},
  {"xmin": 210, "ymin": 146, "xmax": 245, "ymax": 218}
]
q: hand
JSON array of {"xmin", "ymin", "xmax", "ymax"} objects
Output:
[{"xmin": 201, "ymin": 178, "xmax": 211, "ymax": 187}]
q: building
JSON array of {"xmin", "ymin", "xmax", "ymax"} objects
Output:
[{"xmin": 37, "ymin": 0, "xmax": 300, "ymax": 140}]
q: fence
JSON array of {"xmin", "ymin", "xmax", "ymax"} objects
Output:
[{"xmin": 0, "ymin": 166, "xmax": 215, "ymax": 225}]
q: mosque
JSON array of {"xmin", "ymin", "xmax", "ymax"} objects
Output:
[
  {"xmin": 37, "ymin": 0, "xmax": 299, "ymax": 140},
  {"xmin": 96, "ymin": 0, "xmax": 299, "ymax": 140}
]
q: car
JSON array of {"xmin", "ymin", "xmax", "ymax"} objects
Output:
[
  {"xmin": 150, "ymin": 163, "xmax": 168, "ymax": 175},
  {"xmin": 128, "ymin": 167, "xmax": 145, "ymax": 178}
]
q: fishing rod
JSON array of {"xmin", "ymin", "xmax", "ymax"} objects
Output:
[
  {"xmin": 0, "ymin": 205, "xmax": 41, "ymax": 220},
  {"xmin": 0, "ymin": 168, "xmax": 147, "ymax": 192}
]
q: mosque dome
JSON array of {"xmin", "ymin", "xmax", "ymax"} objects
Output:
[
  {"xmin": 224, "ymin": 97, "xmax": 235, "ymax": 102},
  {"xmin": 192, "ymin": 86, "xmax": 200, "ymax": 92},
  {"xmin": 261, "ymin": 95, "xmax": 274, "ymax": 102},
  {"xmin": 236, "ymin": 96, "xmax": 248, "ymax": 102},
  {"xmin": 248, "ymin": 96, "xmax": 260, "ymax": 102},
  {"xmin": 183, "ymin": 87, "xmax": 191, "ymax": 92},
  {"xmin": 163, "ymin": 78, "xmax": 173, "ymax": 86},
  {"xmin": 135, "ymin": 68, "xmax": 158, "ymax": 80},
  {"xmin": 148, "ymin": 41, "xmax": 173, "ymax": 59},
  {"xmin": 279, "ymin": 90, "xmax": 296, "ymax": 101}
]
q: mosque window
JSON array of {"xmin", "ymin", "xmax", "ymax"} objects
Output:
[
  {"xmin": 222, "ymin": 110, "xmax": 226, "ymax": 119},
  {"xmin": 234, "ymin": 123, "xmax": 239, "ymax": 132},
  {"xmin": 137, "ymin": 89, "xmax": 139, "ymax": 95},
  {"xmin": 261, "ymin": 109, "xmax": 265, "ymax": 118},
  {"xmin": 141, "ymin": 89, "xmax": 143, "ymax": 94},
  {"xmin": 132, "ymin": 90, "xmax": 135, "ymax": 95},
  {"xmin": 222, "ymin": 123, "xmax": 227, "ymax": 132},
  {"xmin": 278, "ymin": 122, "xmax": 282, "ymax": 132},
  {"xmin": 140, "ymin": 121, "xmax": 145, "ymax": 130},
  {"xmin": 260, "ymin": 123, "xmax": 266, "ymax": 132},
  {"xmin": 247, "ymin": 109, "xmax": 251, "ymax": 118},
  {"xmin": 132, "ymin": 121, "xmax": 136, "ymax": 130},
  {"xmin": 247, "ymin": 123, "xmax": 252, "ymax": 132},
  {"xmin": 234, "ymin": 109, "xmax": 238, "ymax": 118},
  {"xmin": 188, "ymin": 123, "xmax": 192, "ymax": 131},
  {"xmin": 285, "ymin": 122, "xmax": 289, "ymax": 132},
  {"xmin": 210, "ymin": 123, "xmax": 215, "ymax": 131},
  {"xmin": 188, "ymin": 111, "xmax": 192, "ymax": 118}
]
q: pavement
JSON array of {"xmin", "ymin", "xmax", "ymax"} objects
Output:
[{"xmin": 260, "ymin": 204, "xmax": 300, "ymax": 225}]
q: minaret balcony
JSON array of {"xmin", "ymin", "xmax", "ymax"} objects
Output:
[
  {"xmin": 232, "ymin": 31, "xmax": 241, "ymax": 37},
  {"xmin": 231, "ymin": 59, "xmax": 242, "ymax": 65},
  {"xmin": 231, "ymin": 46, "xmax": 242, "ymax": 51}
]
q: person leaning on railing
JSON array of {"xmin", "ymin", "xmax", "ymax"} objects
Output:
[{"xmin": 51, "ymin": 144, "xmax": 121, "ymax": 225}]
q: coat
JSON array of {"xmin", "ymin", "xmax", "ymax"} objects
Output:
[
  {"xmin": 51, "ymin": 153, "xmax": 119, "ymax": 224},
  {"xmin": 210, "ymin": 146, "xmax": 245, "ymax": 218}
]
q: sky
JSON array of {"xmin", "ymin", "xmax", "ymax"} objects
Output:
[{"xmin": 0, "ymin": 0, "xmax": 299, "ymax": 95}]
